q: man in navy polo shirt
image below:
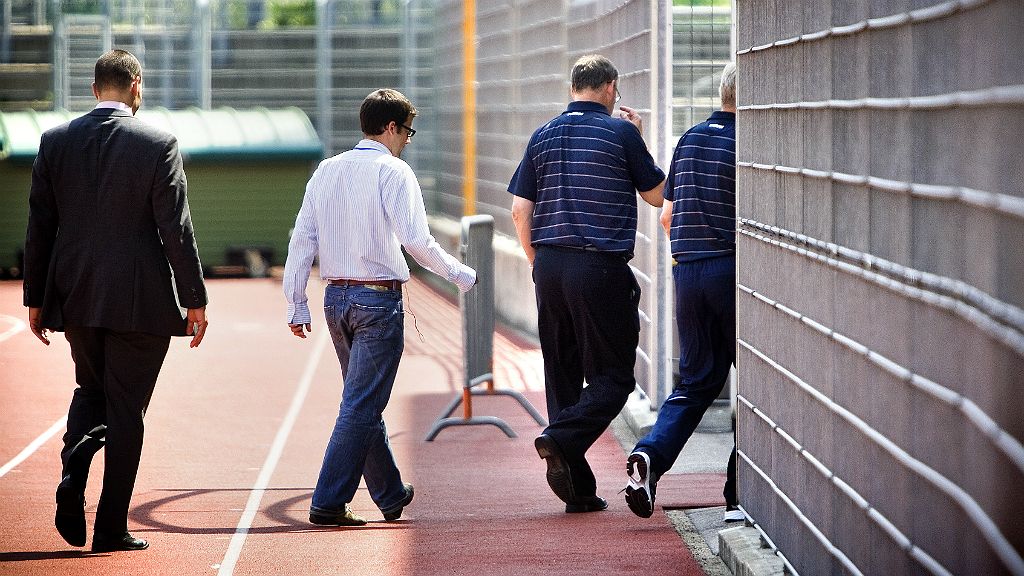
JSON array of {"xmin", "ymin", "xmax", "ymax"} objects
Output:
[
  {"xmin": 624, "ymin": 62, "xmax": 741, "ymax": 522},
  {"xmin": 509, "ymin": 54, "xmax": 665, "ymax": 513}
]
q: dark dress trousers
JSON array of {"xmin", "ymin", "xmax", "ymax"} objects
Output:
[{"xmin": 23, "ymin": 107, "xmax": 207, "ymax": 534}]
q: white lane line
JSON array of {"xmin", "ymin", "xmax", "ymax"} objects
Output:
[
  {"xmin": 0, "ymin": 416, "xmax": 68, "ymax": 478},
  {"xmin": 0, "ymin": 314, "xmax": 27, "ymax": 343},
  {"xmin": 216, "ymin": 328, "xmax": 330, "ymax": 576}
]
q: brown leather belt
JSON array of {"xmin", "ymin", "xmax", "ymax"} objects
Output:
[{"xmin": 328, "ymin": 278, "xmax": 402, "ymax": 291}]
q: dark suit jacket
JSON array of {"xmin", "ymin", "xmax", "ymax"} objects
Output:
[{"xmin": 23, "ymin": 107, "xmax": 207, "ymax": 337}]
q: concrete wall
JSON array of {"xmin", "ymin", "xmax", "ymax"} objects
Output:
[{"xmin": 734, "ymin": 0, "xmax": 1024, "ymax": 574}]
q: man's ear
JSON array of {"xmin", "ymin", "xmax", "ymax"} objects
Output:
[{"xmin": 91, "ymin": 82, "xmax": 100, "ymax": 99}]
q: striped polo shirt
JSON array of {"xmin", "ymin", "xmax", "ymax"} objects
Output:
[
  {"xmin": 508, "ymin": 100, "xmax": 666, "ymax": 258},
  {"xmin": 665, "ymin": 110, "xmax": 736, "ymax": 262}
]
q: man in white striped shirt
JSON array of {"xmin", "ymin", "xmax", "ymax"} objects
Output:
[{"xmin": 283, "ymin": 88, "xmax": 476, "ymax": 527}]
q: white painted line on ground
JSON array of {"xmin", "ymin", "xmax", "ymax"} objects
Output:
[
  {"xmin": 216, "ymin": 327, "xmax": 330, "ymax": 576},
  {"xmin": 0, "ymin": 314, "xmax": 27, "ymax": 343},
  {"xmin": 0, "ymin": 416, "xmax": 68, "ymax": 478}
]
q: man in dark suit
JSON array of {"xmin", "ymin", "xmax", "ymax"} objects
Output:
[{"xmin": 23, "ymin": 49, "xmax": 209, "ymax": 552}]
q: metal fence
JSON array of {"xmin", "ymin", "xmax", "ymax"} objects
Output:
[{"xmin": 735, "ymin": 0, "xmax": 1024, "ymax": 573}]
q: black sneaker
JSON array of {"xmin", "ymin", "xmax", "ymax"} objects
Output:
[
  {"xmin": 624, "ymin": 451, "xmax": 656, "ymax": 518},
  {"xmin": 309, "ymin": 505, "xmax": 367, "ymax": 526}
]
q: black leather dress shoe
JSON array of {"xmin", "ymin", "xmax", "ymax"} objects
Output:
[
  {"xmin": 55, "ymin": 475, "xmax": 86, "ymax": 547},
  {"xmin": 382, "ymin": 482, "xmax": 415, "ymax": 522},
  {"xmin": 92, "ymin": 532, "xmax": 149, "ymax": 552},
  {"xmin": 565, "ymin": 495, "xmax": 608, "ymax": 513},
  {"xmin": 534, "ymin": 434, "xmax": 576, "ymax": 504},
  {"xmin": 55, "ymin": 426, "xmax": 108, "ymax": 547}
]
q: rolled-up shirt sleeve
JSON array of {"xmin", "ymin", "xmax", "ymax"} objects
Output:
[{"xmin": 383, "ymin": 163, "xmax": 477, "ymax": 292}]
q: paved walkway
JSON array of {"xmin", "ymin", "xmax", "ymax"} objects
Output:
[{"xmin": 0, "ymin": 277, "xmax": 725, "ymax": 575}]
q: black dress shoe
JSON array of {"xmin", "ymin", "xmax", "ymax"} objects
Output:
[
  {"xmin": 382, "ymin": 482, "xmax": 415, "ymax": 522},
  {"xmin": 55, "ymin": 426, "xmax": 107, "ymax": 547},
  {"xmin": 534, "ymin": 434, "xmax": 576, "ymax": 504},
  {"xmin": 55, "ymin": 475, "xmax": 86, "ymax": 547},
  {"xmin": 92, "ymin": 532, "xmax": 149, "ymax": 552},
  {"xmin": 565, "ymin": 495, "xmax": 608, "ymax": 513}
]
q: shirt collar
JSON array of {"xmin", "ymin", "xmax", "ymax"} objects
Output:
[
  {"xmin": 709, "ymin": 110, "xmax": 735, "ymax": 121},
  {"xmin": 354, "ymin": 139, "xmax": 390, "ymax": 153},
  {"xmin": 95, "ymin": 101, "xmax": 133, "ymax": 112},
  {"xmin": 565, "ymin": 100, "xmax": 610, "ymax": 115}
]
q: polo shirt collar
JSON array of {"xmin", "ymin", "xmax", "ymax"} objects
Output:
[
  {"xmin": 709, "ymin": 110, "xmax": 735, "ymax": 122},
  {"xmin": 566, "ymin": 100, "xmax": 610, "ymax": 115}
]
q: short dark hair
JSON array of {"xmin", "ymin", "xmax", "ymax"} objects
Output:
[
  {"xmin": 570, "ymin": 54, "xmax": 617, "ymax": 92},
  {"xmin": 360, "ymin": 89, "xmax": 417, "ymax": 136},
  {"xmin": 94, "ymin": 49, "xmax": 142, "ymax": 92}
]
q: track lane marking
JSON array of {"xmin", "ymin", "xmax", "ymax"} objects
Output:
[
  {"xmin": 0, "ymin": 314, "xmax": 27, "ymax": 343},
  {"xmin": 216, "ymin": 327, "xmax": 330, "ymax": 575},
  {"xmin": 0, "ymin": 416, "xmax": 68, "ymax": 478}
]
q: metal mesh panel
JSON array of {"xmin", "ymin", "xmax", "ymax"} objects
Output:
[{"xmin": 736, "ymin": 0, "xmax": 1024, "ymax": 574}]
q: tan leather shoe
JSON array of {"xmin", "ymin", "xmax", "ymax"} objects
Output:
[{"xmin": 309, "ymin": 505, "xmax": 367, "ymax": 527}]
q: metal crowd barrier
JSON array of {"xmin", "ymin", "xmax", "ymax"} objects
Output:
[{"xmin": 424, "ymin": 214, "xmax": 547, "ymax": 441}]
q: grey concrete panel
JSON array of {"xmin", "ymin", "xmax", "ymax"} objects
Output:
[
  {"xmin": 841, "ymin": 269, "xmax": 912, "ymax": 368},
  {"xmin": 828, "ymin": 474, "xmax": 873, "ymax": 576},
  {"xmin": 778, "ymin": 109, "xmax": 803, "ymax": 169},
  {"xmin": 795, "ymin": 243, "xmax": 836, "ymax": 328},
  {"xmin": 910, "ymin": 196, "xmax": 967, "ymax": 282},
  {"xmin": 802, "ymin": 175, "xmax": 834, "ymax": 243},
  {"xmin": 831, "ymin": 109, "xmax": 869, "ymax": 176},
  {"xmin": 754, "ymin": 166, "xmax": 779, "ymax": 228},
  {"xmin": 830, "ymin": 34, "xmax": 869, "ymax": 100},
  {"xmin": 832, "ymin": 0, "xmax": 868, "ymax": 26},
  {"xmin": 869, "ymin": 0, "xmax": 910, "ymax": 17},
  {"xmin": 832, "ymin": 182, "xmax": 871, "ymax": 252},
  {"xmin": 997, "ymin": 210, "xmax": 1024, "ymax": 312},
  {"xmin": 868, "ymin": 109, "xmax": 911, "ymax": 183},
  {"xmin": 797, "ymin": 379, "xmax": 836, "ymax": 475},
  {"xmin": 960, "ymin": 421, "xmax": 1024, "ymax": 552},
  {"xmin": 779, "ymin": 173, "xmax": 805, "ymax": 242},
  {"xmin": 909, "ymin": 378, "xmax": 967, "ymax": 493},
  {"xmin": 868, "ymin": 26, "xmax": 912, "ymax": 99},
  {"xmin": 911, "ymin": 11, "xmax": 962, "ymax": 96},
  {"xmin": 907, "ymin": 289, "xmax": 969, "ymax": 395},
  {"xmin": 869, "ymin": 186, "xmax": 913, "ymax": 269},
  {"xmin": 960, "ymin": 201, "xmax": 999, "ymax": 299}
]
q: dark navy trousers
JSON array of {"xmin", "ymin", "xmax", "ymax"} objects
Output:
[
  {"xmin": 533, "ymin": 246, "xmax": 640, "ymax": 497},
  {"xmin": 635, "ymin": 254, "xmax": 737, "ymax": 505}
]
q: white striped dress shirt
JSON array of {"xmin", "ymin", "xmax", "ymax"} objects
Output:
[{"xmin": 283, "ymin": 139, "xmax": 476, "ymax": 324}]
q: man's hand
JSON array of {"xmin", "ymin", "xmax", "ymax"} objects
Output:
[
  {"xmin": 186, "ymin": 307, "xmax": 208, "ymax": 348},
  {"xmin": 618, "ymin": 105, "xmax": 643, "ymax": 135},
  {"xmin": 28, "ymin": 307, "xmax": 50, "ymax": 346},
  {"xmin": 289, "ymin": 323, "xmax": 312, "ymax": 339}
]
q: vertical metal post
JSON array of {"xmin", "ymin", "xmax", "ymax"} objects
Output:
[
  {"xmin": 51, "ymin": 0, "xmax": 66, "ymax": 110},
  {"xmin": 316, "ymin": 0, "xmax": 332, "ymax": 156},
  {"xmin": 2, "ymin": 0, "xmax": 11, "ymax": 64},
  {"xmin": 654, "ymin": 0, "xmax": 673, "ymax": 407},
  {"xmin": 193, "ymin": 0, "xmax": 212, "ymax": 109}
]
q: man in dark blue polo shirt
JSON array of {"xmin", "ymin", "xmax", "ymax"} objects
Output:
[
  {"xmin": 509, "ymin": 54, "xmax": 665, "ymax": 513},
  {"xmin": 624, "ymin": 62, "xmax": 742, "ymax": 522}
]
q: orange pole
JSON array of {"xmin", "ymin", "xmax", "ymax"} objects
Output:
[
  {"xmin": 462, "ymin": 387, "xmax": 473, "ymax": 419},
  {"xmin": 461, "ymin": 0, "xmax": 476, "ymax": 216}
]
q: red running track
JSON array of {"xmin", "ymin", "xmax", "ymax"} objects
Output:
[{"xmin": 0, "ymin": 277, "xmax": 719, "ymax": 576}]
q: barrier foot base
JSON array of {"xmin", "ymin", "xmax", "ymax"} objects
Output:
[{"xmin": 424, "ymin": 416, "xmax": 517, "ymax": 441}]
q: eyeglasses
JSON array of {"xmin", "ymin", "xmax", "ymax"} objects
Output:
[
  {"xmin": 614, "ymin": 84, "xmax": 621, "ymax": 104},
  {"xmin": 401, "ymin": 124, "xmax": 416, "ymax": 138}
]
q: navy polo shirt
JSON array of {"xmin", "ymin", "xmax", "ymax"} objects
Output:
[
  {"xmin": 664, "ymin": 110, "xmax": 736, "ymax": 262},
  {"xmin": 508, "ymin": 100, "xmax": 666, "ymax": 258}
]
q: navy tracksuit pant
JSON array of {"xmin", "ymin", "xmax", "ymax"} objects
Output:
[{"xmin": 635, "ymin": 254, "xmax": 738, "ymax": 506}]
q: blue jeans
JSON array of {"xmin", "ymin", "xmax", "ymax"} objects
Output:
[
  {"xmin": 310, "ymin": 284, "xmax": 408, "ymax": 516},
  {"xmin": 635, "ymin": 255, "xmax": 735, "ymax": 486}
]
